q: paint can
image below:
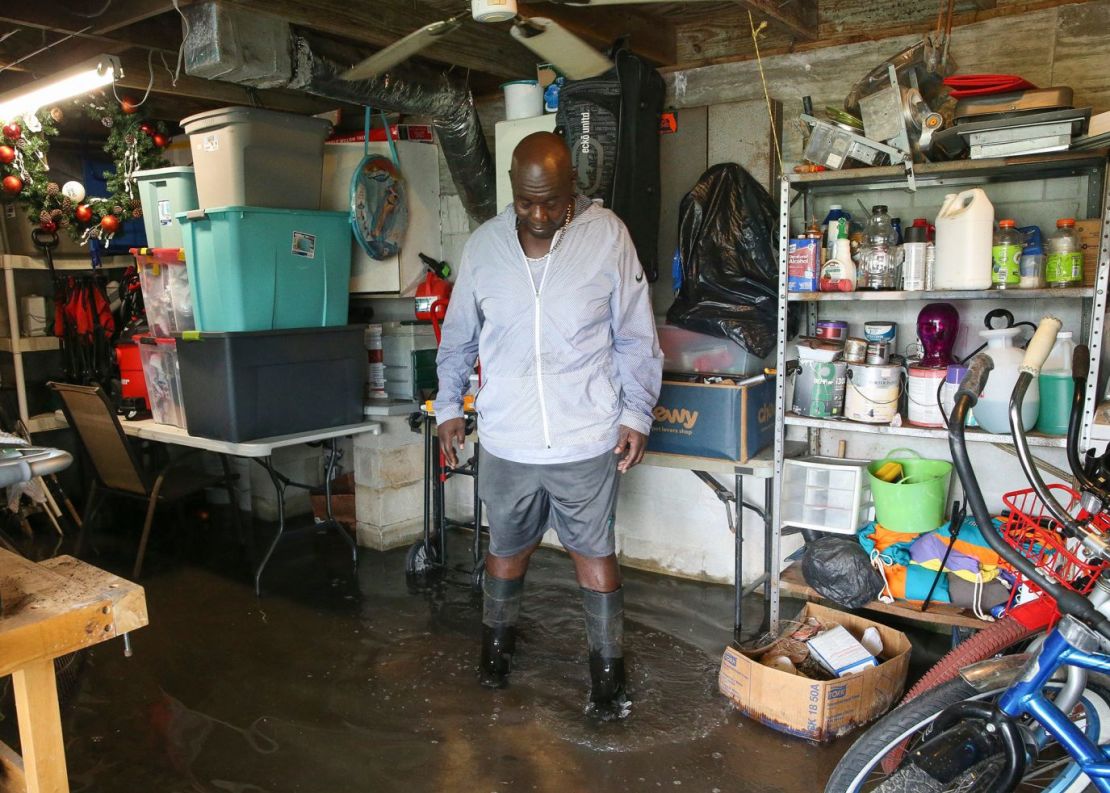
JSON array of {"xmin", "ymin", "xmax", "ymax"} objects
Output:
[
  {"xmin": 865, "ymin": 341, "xmax": 891, "ymax": 365},
  {"xmin": 864, "ymin": 321, "xmax": 897, "ymax": 348},
  {"xmin": 940, "ymin": 364, "xmax": 979, "ymax": 427},
  {"xmin": 815, "ymin": 320, "xmax": 848, "ymax": 342},
  {"xmin": 845, "ymin": 363, "xmax": 902, "ymax": 424},
  {"xmin": 843, "ymin": 337, "xmax": 868, "ymax": 364},
  {"xmin": 792, "ymin": 359, "xmax": 847, "ymax": 417},
  {"xmin": 906, "ymin": 364, "xmax": 947, "ymax": 427}
]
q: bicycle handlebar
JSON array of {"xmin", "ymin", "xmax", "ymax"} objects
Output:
[
  {"xmin": 956, "ymin": 353, "xmax": 994, "ymax": 404},
  {"xmin": 1020, "ymin": 315, "xmax": 1062, "ymax": 376}
]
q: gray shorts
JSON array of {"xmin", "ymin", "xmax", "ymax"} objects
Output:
[{"xmin": 478, "ymin": 447, "xmax": 620, "ymax": 558}]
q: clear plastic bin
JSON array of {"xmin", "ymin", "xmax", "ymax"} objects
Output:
[
  {"xmin": 780, "ymin": 456, "xmax": 873, "ymax": 535},
  {"xmin": 657, "ymin": 324, "xmax": 765, "ymax": 376},
  {"xmin": 139, "ymin": 336, "xmax": 187, "ymax": 428},
  {"xmin": 131, "ymin": 248, "xmax": 195, "ymax": 337}
]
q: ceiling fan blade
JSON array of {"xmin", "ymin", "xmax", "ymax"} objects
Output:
[
  {"xmin": 510, "ymin": 17, "xmax": 612, "ymax": 80},
  {"xmin": 342, "ymin": 17, "xmax": 465, "ymax": 81}
]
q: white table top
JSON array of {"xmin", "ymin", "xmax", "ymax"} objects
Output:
[{"xmin": 119, "ymin": 419, "xmax": 382, "ymax": 457}]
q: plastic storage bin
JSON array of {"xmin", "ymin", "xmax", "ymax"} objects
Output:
[
  {"xmin": 139, "ymin": 337, "xmax": 187, "ymax": 428},
  {"xmin": 178, "ymin": 207, "xmax": 352, "ymax": 331},
  {"xmin": 173, "ymin": 325, "xmax": 365, "ymax": 442},
  {"xmin": 657, "ymin": 324, "xmax": 764, "ymax": 376},
  {"xmin": 180, "ymin": 106, "xmax": 331, "ymax": 210},
  {"xmin": 780, "ymin": 456, "xmax": 873, "ymax": 535},
  {"xmin": 134, "ymin": 167, "xmax": 198, "ymax": 249},
  {"xmin": 131, "ymin": 248, "xmax": 195, "ymax": 336}
]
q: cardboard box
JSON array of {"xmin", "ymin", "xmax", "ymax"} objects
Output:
[
  {"xmin": 1076, "ymin": 218, "xmax": 1103, "ymax": 287},
  {"xmin": 788, "ymin": 238, "xmax": 820, "ymax": 292},
  {"xmin": 646, "ymin": 377, "xmax": 774, "ymax": 463},
  {"xmin": 719, "ymin": 603, "xmax": 911, "ymax": 742}
]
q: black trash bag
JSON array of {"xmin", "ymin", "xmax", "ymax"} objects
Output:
[
  {"xmin": 801, "ymin": 536, "xmax": 884, "ymax": 610},
  {"xmin": 666, "ymin": 163, "xmax": 796, "ymax": 359}
]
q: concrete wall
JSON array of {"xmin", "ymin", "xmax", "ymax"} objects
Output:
[{"xmin": 441, "ymin": 0, "xmax": 1110, "ymax": 587}]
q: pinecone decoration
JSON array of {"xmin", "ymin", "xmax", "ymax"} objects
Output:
[
  {"xmin": 61, "ymin": 197, "xmax": 73, "ymax": 211},
  {"xmin": 101, "ymin": 116, "xmax": 113, "ymax": 129},
  {"xmin": 131, "ymin": 208, "xmax": 142, "ymax": 219},
  {"xmin": 38, "ymin": 210, "xmax": 51, "ymax": 224},
  {"xmin": 46, "ymin": 182, "xmax": 60, "ymax": 196},
  {"xmin": 49, "ymin": 107, "xmax": 64, "ymax": 124},
  {"xmin": 125, "ymin": 134, "xmax": 136, "ymax": 146},
  {"xmin": 128, "ymin": 198, "xmax": 141, "ymax": 210},
  {"xmin": 49, "ymin": 209, "xmax": 63, "ymax": 220},
  {"xmin": 57, "ymin": 217, "xmax": 69, "ymax": 229},
  {"xmin": 112, "ymin": 205, "xmax": 123, "ymax": 216},
  {"xmin": 15, "ymin": 138, "xmax": 28, "ymax": 150}
]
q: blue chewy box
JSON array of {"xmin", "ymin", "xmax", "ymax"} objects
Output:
[
  {"xmin": 178, "ymin": 206, "xmax": 352, "ymax": 332},
  {"xmin": 646, "ymin": 377, "xmax": 774, "ymax": 462}
]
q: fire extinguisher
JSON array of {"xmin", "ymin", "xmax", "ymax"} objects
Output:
[{"xmin": 414, "ymin": 253, "xmax": 452, "ymax": 343}]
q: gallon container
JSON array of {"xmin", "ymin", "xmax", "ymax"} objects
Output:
[
  {"xmin": 178, "ymin": 207, "xmax": 352, "ymax": 332},
  {"xmin": 974, "ymin": 326, "xmax": 1039, "ymax": 434},
  {"xmin": 180, "ymin": 107, "xmax": 332, "ymax": 210},
  {"xmin": 134, "ymin": 167, "xmax": 198, "ymax": 249},
  {"xmin": 792, "ymin": 360, "xmax": 847, "ymax": 418},
  {"xmin": 174, "ymin": 326, "xmax": 365, "ymax": 442},
  {"xmin": 844, "ymin": 363, "xmax": 901, "ymax": 424},
  {"xmin": 934, "ymin": 188, "xmax": 994, "ymax": 290},
  {"xmin": 1036, "ymin": 330, "xmax": 1076, "ymax": 435}
]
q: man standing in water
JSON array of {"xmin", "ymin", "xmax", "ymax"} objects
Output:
[{"xmin": 434, "ymin": 132, "xmax": 662, "ymax": 719}]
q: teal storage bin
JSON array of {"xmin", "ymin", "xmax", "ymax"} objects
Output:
[
  {"xmin": 178, "ymin": 206, "xmax": 352, "ymax": 332},
  {"xmin": 135, "ymin": 166, "xmax": 198, "ymax": 249}
]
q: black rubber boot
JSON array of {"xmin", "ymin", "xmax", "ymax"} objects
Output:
[
  {"xmin": 479, "ymin": 573, "xmax": 523, "ymax": 689},
  {"xmin": 582, "ymin": 587, "xmax": 630, "ymax": 720}
]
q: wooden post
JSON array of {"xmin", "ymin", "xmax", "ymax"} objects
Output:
[{"xmin": 10, "ymin": 659, "xmax": 67, "ymax": 793}]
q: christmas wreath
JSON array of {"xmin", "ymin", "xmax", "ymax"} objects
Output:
[{"xmin": 0, "ymin": 97, "xmax": 171, "ymax": 245}]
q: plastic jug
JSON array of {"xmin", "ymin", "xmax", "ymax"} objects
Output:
[
  {"xmin": 934, "ymin": 188, "xmax": 994, "ymax": 290},
  {"xmin": 1036, "ymin": 330, "xmax": 1076, "ymax": 435},
  {"xmin": 974, "ymin": 326, "xmax": 1039, "ymax": 434}
]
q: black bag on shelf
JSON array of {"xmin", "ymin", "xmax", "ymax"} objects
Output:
[
  {"xmin": 666, "ymin": 163, "xmax": 795, "ymax": 359},
  {"xmin": 801, "ymin": 536, "xmax": 884, "ymax": 610}
]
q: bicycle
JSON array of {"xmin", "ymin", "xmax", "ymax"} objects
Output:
[{"xmin": 827, "ymin": 316, "xmax": 1110, "ymax": 792}]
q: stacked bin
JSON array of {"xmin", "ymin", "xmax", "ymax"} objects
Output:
[{"xmin": 165, "ymin": 106, "xmax": 362, "ymax": 441}]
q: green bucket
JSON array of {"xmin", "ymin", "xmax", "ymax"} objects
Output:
[{"xmin": 866, "ymin": 449, "xmax": 952, "ymax": 534}]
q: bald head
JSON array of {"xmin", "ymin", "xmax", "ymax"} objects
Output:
[{"xmin": 509, "ymin": 132, "xmax": 576, "ymax": 242}]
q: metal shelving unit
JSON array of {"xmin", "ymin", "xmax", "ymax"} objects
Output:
[{"xmin": 768, "ymin": 150, "xmax": 1110, "ymax": 632}]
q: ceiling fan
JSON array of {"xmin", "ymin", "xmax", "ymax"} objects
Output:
[{"xmin": 341, "ymin": 0, "xmax": 695, "ymax": 82}]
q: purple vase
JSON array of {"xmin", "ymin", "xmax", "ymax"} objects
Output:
[{"xmin": 917, "ymin": 302, "xmax": 959, "ymax": 367}]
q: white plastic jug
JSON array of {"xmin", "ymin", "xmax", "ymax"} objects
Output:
[
  {"xmin": 974, "ymin": 327, "xmax": 1039, "ymax": 434},
  {"xmin": 934, "ymin": 188, "xmax": 994, "ymax": 290}
]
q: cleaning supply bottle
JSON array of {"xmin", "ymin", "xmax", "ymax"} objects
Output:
[
  {"xmin": 974, "ymin": 326, "xmax": 1040, "ymax": 433},
  {"xmin": 934, "ymin": 188, "xmax": 994, "ymax": 290},
  {"xmin": 823, "ymin": 205, "xmax": 850, "ymax": 265},
  {"xmin": 1046, "ymin": 218, "xmax": 1083, "ymax": 287},
  {"xmin": 1036, "ymin": 330, "xmax": 1076, "ymax": 435},
  {"xmin": 1018, "ymin": 225, "xmax": 1045, "ymax": 288},
  {"xmin": 819, "ymin": 218, "xmax": 855, "ymax": 292},
  {"xmin": 991, "ymin": 219, "xmax": 1023, "ymax": 289}
]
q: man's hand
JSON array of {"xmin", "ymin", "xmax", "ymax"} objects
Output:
[
  {"xmin": 613, "ymin": 425, "xmax": 648, "ymax": 473},
  {"xmin": 437, "ymin": 417, "xmax": 466, "ymax": 468}
]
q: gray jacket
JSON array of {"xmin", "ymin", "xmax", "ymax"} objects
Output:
[{"xmin": 434, "ymin": 199, "xmax": 662, "ymax": 464}]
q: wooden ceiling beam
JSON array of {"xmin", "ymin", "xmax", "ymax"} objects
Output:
[
  {"xmin": 519, "ymin": 2, "xmax": 677, "ymax": 65},
  {"xmin": 221, "ymin": 0, "xmax": 538, "ymax": 80},
  {"xmin": 732, "ymin": 0, "xmax": 818, "ymax": 41},
  {"xmin": 0, "ymin": 0, "xmax": 178, "ymax": 38}
]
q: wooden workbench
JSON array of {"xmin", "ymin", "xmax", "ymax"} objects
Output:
[{"xmin": 0, "ymin": 549, "xmax": 147, "ymax": 793}]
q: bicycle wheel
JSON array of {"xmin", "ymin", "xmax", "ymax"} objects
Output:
[{"xmin": 825, "ymin": 677, "xmax": 1110, "ymax": 793}]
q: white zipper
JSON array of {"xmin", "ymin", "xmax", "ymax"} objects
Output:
[{"xmin": 521, "ymin": 229, "xmax": 562, "ymax": 449}]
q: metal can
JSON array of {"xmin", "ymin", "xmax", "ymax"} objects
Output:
[
  {"xmin": 864, "ymin": 321, "xmax": 897, "ymax": 345},
  {"xmin": 866, "ymin": 341, "xmax": 890, "ymax": 365},
  {"xmin": 843, "ymin": 337, "xmax": 868, "ymax": 364},
  {"xmin": 815, "ymin": 320, "xmax": 848, "ymax": 341}
]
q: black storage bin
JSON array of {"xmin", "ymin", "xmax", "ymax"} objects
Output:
[{"xmin": 174, "ymin": 325, "xmax": 365, "ymax": 442}]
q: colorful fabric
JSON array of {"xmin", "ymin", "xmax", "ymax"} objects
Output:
[
  {"xmin": 909, "ymin": 516, "xmax": 1004, "ymax": 583},
  {"xmin": 858, "ymin": 522, "xmax": 951, "ymax": 604}
]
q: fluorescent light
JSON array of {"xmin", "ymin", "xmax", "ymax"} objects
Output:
[{"xmin": 0, "ymin": 55, "xmax": 121, "ymax": 122}]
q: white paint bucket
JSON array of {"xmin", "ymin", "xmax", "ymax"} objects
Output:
[
  {"xmin": 906, "ymin": 365, "xmax": 947, "ymax": 427},
  {"xmin": 845, "ymin": 363, "xmax": 901, "ymax": 424},
  {"xmin": 503, "ymin": 80, "xmax": 543, "ymax": 120}
]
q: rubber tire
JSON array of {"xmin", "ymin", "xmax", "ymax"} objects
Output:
[
  {"xmin": 825, "ymin": 676, "xmax": 1110, "ymax": 793},
  {"xmin": 405, "ymin": 541, "xmax": 431, "ymax": 576},
  {"xmin": 901, "ymin": 615, "xmax": 1041, "ymax": 705}
]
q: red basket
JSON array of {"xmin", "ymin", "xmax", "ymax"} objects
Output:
[{"xmin": 999, "ymin": 485, "xmax": 1109, "ymax": 596}]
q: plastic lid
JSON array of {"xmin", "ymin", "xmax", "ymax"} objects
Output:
[
  {"xmin": 911, "ymin": 218, "xmax": 928, "ymax": 228},
  {"xmin": 903, "ymin": 224, "xmax": 927, "ymax": 243},
  {"xmin": 999, "ymin": 219, "xmax": 1016, "ymax": 228},
  {"xmin": 1057, "ymin": 218, "xmax": 1076, "ymax": 227}
]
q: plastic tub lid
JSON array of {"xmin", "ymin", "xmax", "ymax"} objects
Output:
[
  {"xmin": 130, "ymin": 247, "xmax": 186, "ymax": 264},
  {"xmin": 134, "ymin": 166, "xmax": 195, "ymax": 179},
  {"xmin": 174, "ymin": 324, "xmax": 364, "ymax": 342},
  {"xmin": 139, "ymin": 336, "xmax": 178, "ymax": 347},
  {"xmin": 180, "ymin": 106, "xmax": 332, "ymax": 135},
  {"xmin": 175, "ymin": 206, "xmax": 348, "ymax": 222}
]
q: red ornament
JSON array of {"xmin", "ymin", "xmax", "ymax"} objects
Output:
[
  {"xmin": 75, "ymin": 204, "xmax": 93, "ymax": 224},
  {"xmin": 1, "ymin": 175, "xmax": 22, "ymax": 194},
  {"xmin": 2, "ymin": 122, "xmax": 20, "ymax": 141},
  {"xmin": 99, "ymin": 214, "xmax": 120, "ymax": 234},
  {"xmin": 120, "ymin": 97, "xmax": 139, "ymax": 114},
  {"xmin": 0, "ymin": 145, "xmax": 13, "ymax": 164},
  {"xmin": 139, "ymin": 122, "xmax": 154, "ymax": 135},
  {"xmin": 152, "ymin": 133, "xmax": 168, "ymax": 148},
  {"xmin": 39, "ymin": 220, "xmax": 56, "ymax": 233}
]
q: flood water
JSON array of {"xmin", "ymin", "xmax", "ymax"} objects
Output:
[{"xmin": 22, "ymin": 522, "xmax": 857, "ymax": 792}]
